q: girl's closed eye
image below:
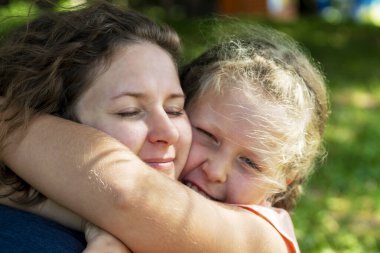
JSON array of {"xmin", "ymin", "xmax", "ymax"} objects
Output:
[
  {"xmin": 239, "ymin": 156, "xmax": 261, "ymax": 172},
  {"xmin": 196, "ymin": 127, "xmax": 218, "ymax": 143}
]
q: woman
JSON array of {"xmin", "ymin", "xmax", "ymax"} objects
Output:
[{"xmin": 0, "ymin": 2, "xmax": 191, "ymax": 252}]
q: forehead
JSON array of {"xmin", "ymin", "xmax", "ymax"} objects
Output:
[
  {"xmin": 89, "ymin": 42, "xmax": 181, "ymax": 97},
  {"xmin": 189, "ymin": 87, "xmax": 289, "ymax": 164},
  {"xmin": 197, "ymin": 87, "xmax": 288, "ymax": 127}
]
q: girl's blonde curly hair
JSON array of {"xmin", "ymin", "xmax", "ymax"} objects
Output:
[{"xmin": 181, "ymin": 24, "xmax": 329, "ymax": 211}]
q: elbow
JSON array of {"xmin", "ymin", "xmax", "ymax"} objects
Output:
[{"xmin": 104, "ymin": 164, "xmax": 150, "ymax": 212}]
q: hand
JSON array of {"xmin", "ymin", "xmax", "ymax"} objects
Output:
[{"xmin": 82, "ymin": 221, "xmax": 132, "ymax": 253}]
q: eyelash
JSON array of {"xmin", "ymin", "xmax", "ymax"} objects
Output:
[
  {"xmin": 196, "ymin": 127, "xmax": 218, "ymax": 143},
  {"xmin": 116, "ymin": 108, "xmax": 184, "ymax": 118},
  {"xmin": 239, "ymin": 156, "xmax": 261, "ymax": 172},
  {"xmin": 166, "ymin": 108, "xmax": 184, "ymax": 117},
  {"xmin": 116, "ymin": 110, "xmax": 141, "ymax": 117}
]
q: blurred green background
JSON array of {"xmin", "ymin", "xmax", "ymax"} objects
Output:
[
  {"xmin": 174, "ymin": 16, "xmax": 380, "ymax": 253},
  {"xmin": 1, "ymin": 1, "xmax": 379, "ymax": 252}
]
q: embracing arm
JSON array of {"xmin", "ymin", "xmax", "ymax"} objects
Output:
[{"xmin": 1, "ymin": 115, "xmax": 288, "ymax": 253}]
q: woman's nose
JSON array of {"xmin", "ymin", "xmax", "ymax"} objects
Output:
[{"xmin": 148, "ymin": 111, "xmax": 179, "ymax": 145}]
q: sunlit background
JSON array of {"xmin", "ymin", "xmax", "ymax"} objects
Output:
[{"xmin": 1, "ymin": 1, "xmax": 379, "ymax": 252}]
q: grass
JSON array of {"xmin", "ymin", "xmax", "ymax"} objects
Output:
[{"xmin": 1, "ymin": 2, "xmax": 379, "ymax": 252}]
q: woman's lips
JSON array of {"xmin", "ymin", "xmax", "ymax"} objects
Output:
[{"xmin": 144, "ymin": 158, "xmax": 175, "ymax": 171}]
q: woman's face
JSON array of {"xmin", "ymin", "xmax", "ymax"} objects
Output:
[
  {"xmin": 75, "ymin": 43, "xmax": 192, "ymax": 179},
  {"xmin": 181, "ymin": 88, "xmax": 285, "ymax": 205}
]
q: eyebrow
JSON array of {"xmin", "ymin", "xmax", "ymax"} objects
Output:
[{"xmin": 112, "ymin": 92, "xmax": 185, "ymax": 100}]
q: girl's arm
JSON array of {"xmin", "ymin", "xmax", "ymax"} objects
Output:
[{"xmin": 1, "ymin": 115, "xmax": 288, "ymax": 253}]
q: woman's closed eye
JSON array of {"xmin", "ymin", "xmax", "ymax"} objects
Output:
[
  {"xmin": 116, "ymin": 108, "xmax": 142, "ymax": 118},
  {"xmin": 166, "ymin": 107, "xmax": 185, "ymax": 117}
]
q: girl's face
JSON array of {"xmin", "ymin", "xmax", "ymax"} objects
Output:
[
  {"xmin": 75, "ymin": 43, "xmax": 192, "ymax": 179},
  {"xmin": 181, "ymin": 88, "xmax": 285, "ymax": 205}
]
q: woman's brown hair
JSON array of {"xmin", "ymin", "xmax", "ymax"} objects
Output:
[{"xmin": 0, "ymin": 1, "xmax": 180, "ymax": 205}]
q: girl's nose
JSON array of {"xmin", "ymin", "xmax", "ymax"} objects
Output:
[
  {"xmin": 202, "ymin": 157, "xmax": 229, "ymax": 183},
  {"xmin": 148, "ymin": 111, "xmax": 179, "ymax": 145}
]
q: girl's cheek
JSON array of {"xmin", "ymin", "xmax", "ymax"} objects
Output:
[{"xmin": 180, "ymin": 143, "xmax": 205, "ymax": 177}]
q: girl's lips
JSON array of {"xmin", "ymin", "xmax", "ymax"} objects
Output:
[{"xmin": 183, "ymin": 180, "xmax": 218, "ymax": 201}]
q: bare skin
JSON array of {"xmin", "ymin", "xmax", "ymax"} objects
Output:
[{"xmin": 2, "ymin": 115, "xmax": 288, "ymax": 253}]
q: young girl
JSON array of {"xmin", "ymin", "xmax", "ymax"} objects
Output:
[{"xmin": 1, "ymin": 13, "xmax": 329, "ymax": 253}]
